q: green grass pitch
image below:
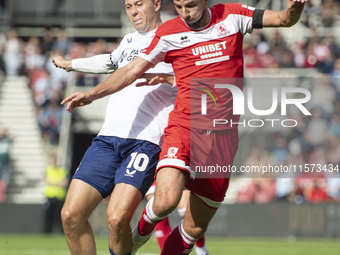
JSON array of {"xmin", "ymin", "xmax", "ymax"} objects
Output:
[{"xmin": 0, "ymin": 234, "xmax": 339, "ymax": 255}]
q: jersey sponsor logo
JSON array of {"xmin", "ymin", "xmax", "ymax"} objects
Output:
[
  {"xmin": 191, "ymin": 41, "xmax": 230, "ymax": 66},
  {"xmin": 120, "ymin": 49, "xmax": 145, "ymax": 63},
  {"xmin": 195, "ymin": 55, "xmax": 230, "ymax": 66},
  {"xmin": 127, "ymin": 49, "xmax": 140, "ymax": 61},
  {"xmin": 164, "ymin": 147, "xmax": 178, "ymax": 158},
  {"xmin": 192, "ymin": 42, "xmax": 227, "ymax": 56},
  {"xmin": 180, "ymin": 36, "xmax": 190, "ymax": 45}
]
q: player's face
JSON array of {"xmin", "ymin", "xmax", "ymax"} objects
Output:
[
  {"xmin": 125, "ymin": 0, "xmax": 160, "ymax": 33},
  {"xmin": 173, "ymin": 0, "xmax": 209, "ymax": 29}
]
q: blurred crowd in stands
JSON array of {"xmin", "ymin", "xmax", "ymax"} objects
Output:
[
  {"xmin": 0, "ymin": 28, "xmax": 118, "ymax": 149},
  {"xmin": 0, "ymin": 0, "xmax": 339, "ymax": 203}
]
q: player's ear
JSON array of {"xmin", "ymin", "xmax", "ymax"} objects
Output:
[{"xmin": 154, "ymin": 0, "xmax": 161, "ymax": 12}]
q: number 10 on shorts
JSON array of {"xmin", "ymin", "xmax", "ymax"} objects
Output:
[{"xmin": 125, "ymin": 152, "xmax": 150, "ymax": 176}]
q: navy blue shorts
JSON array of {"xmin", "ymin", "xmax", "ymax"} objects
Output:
[{"xmin": 73, "ymin": 136, "xmax": 160, "ymax": 198}]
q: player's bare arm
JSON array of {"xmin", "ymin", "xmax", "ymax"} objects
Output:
[
  {"xmin": 61, "ymin": 56, "xmax": 153, "ymax": 112},
  {"xmin": 262, "ymin": 0, "xmax": 308, "ymax": 27},
  {"xmin": 136, "ymin": 73, "xmax": 175, "ymax": 87},
  {"xmin": 52, "ymin": 56, "xmax": 74, "ymax": 72}
]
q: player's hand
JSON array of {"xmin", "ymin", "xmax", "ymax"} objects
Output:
[
  {"xmin": 52, "ymin": 56, "xmax": 74, "ymax": 72},
  {"xmin": 288, "ymin": 0, "xmax": 309, "ymax": 8},
  {"xmin": 287, "ymin": 0, "xmax": 308, "ymax": 18},
  {"xmin": 61, "ymin": 91, "xmax": 94, "ymax": 113},
  {"xmin": 136, "ymin": 73, "xmax": 175, "ymax": 87}
]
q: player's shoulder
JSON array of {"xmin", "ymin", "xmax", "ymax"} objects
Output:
[
  {"xmin": 120, "ymin": 31, "xmax": 139, "ymax": 42},
  {"xmin": 211, "ymin": 3, "xmax": 254, "ymax": 18},
  {"xmin": 156, "ymin": 16, "xmax": 189, "ymax": 36}
]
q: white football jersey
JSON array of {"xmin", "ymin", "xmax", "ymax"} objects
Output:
[{"xmin": 72, "ymin": 30, "xmax": 176, "ymax": 145}]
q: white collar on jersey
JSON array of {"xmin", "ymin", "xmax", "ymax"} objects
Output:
[{"xmin": 181, "ymin": 8, "xmax": 212, "ymax": 31}]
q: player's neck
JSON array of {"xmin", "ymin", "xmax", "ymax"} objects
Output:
[
  {"xmin": 139, "ymin": 18, "xmax": 162, "ymax": 34},
  {"xmin": 186, "ymin": 8, "xmax": 211, "ymax": 30},
  {"xmin": 152, "ymin": 18, "xmax": 163, "ymax": 30}
]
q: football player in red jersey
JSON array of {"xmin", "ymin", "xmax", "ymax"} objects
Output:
[{"xmin": 61, "ymin": 1, "xmax": 308, "ymax": 254}]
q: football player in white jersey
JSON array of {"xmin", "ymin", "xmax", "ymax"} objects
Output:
[
  {"xmin": 60, "ymin": 0, "xmax": 308, "ymax": 255},
  {"xmin": 53, "ymin": 0, "xmax": 176, "ymax": 255}
]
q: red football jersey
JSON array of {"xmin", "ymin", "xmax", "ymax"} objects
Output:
[{"xmin": 140, "ymin": 3, "xmax": 259, "ymax": 130}]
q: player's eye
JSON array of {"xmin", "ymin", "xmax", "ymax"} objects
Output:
[{"xmin": 186, "ymin": 3, "xmax": 197, "ymax": 8}]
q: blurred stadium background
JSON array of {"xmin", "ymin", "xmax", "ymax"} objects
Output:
[{"xmin": 0, "ymin": 0, "xmax": 340, "ymax": 254}]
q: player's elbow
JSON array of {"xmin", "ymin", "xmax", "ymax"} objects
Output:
[
  {"xmin": 281, "ymin": 11, "xmax": 302, "ymax": 27},
  {"xmin": 282, "ymin": 18, "xmax": 298, "ymax": 27},
  {"xmin": 269, "ymin": 10, "xmax": 301, "ymax": 28}
]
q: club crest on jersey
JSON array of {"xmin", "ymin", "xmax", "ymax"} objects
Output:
[
  {"xmin": 165, "ymin": 147, "xmax": 178, "ymax": 158},
  {"xmin": 180, "ymin": 36, "xmax": 190, "ymax": 45},
  {"xmin": 215, "ymin": 23, "xmax": 230, "ymax": 37}
]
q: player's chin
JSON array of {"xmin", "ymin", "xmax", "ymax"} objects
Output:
[
  {"xmin": 134, "ymin": 24, "xmax": 147, "ymax": 33},
  {"xmin": 185, "ymin": 17, "xmax": 201, "ymax": 25},
  {"xmin": 184, "ymin": 18, "xmax": 195, "ymax": 24}
]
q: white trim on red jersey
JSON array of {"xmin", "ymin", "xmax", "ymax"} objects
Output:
[{"xmin": 140, "ymin": 3, "xmax": 254, "ymax": 66}]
